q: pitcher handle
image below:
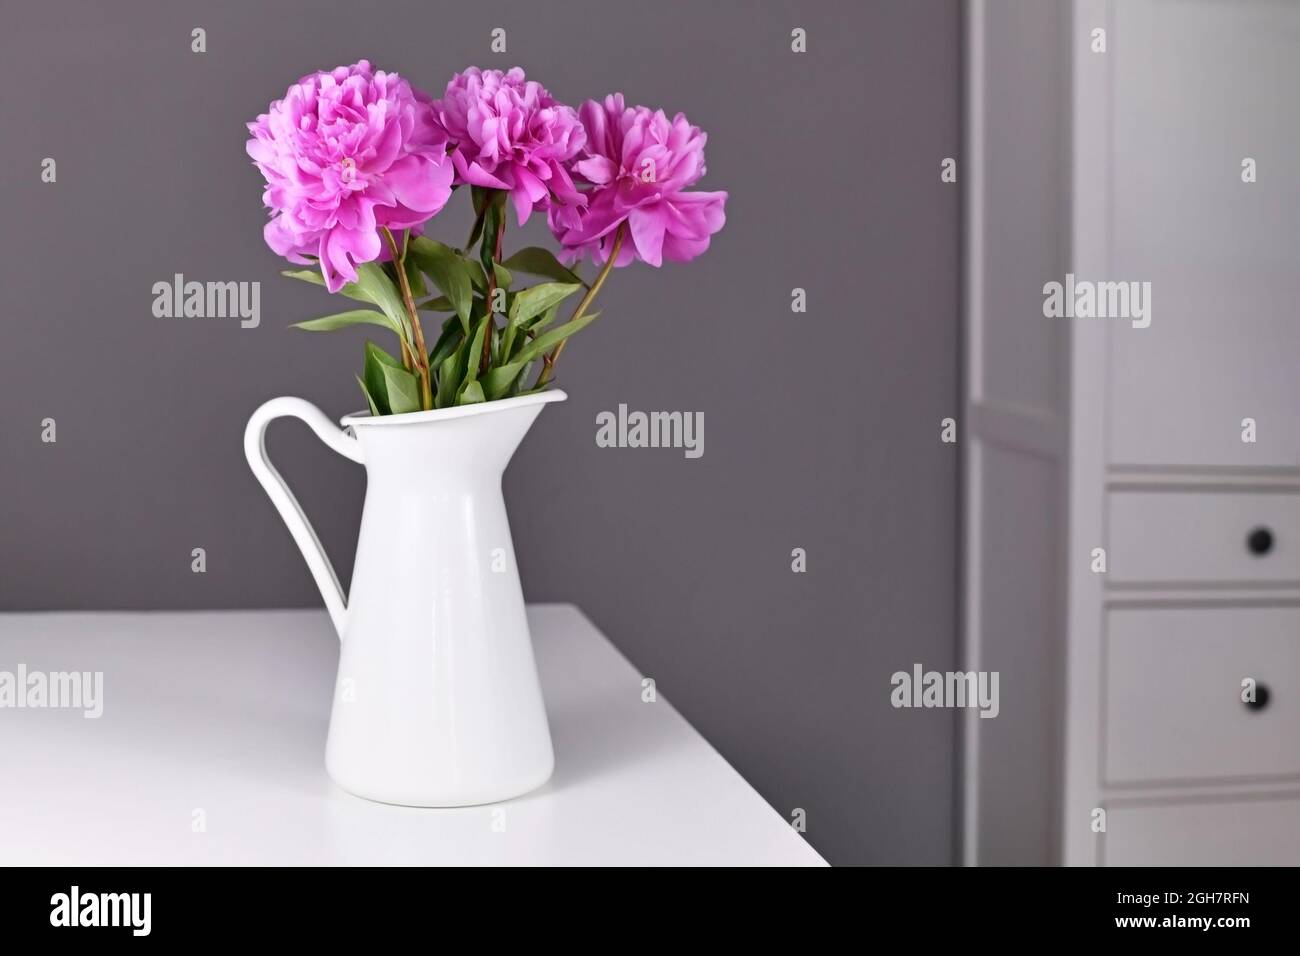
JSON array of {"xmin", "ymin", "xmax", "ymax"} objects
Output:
[{"xmin": 244, "ymin": 397, "xmax": 364, "ymax": 640}]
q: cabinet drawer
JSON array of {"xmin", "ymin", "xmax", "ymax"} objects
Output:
[
  {"xmin": 1104, "ymin": 795, "xmax": 1300, "ymax": 866},
  {"xmin": 1109, "ymin": 491, "xmax": 1300, "ymax": 584},
  {"xmin": 1105, "ymin": 606, "xmax": 1300, "ymax": 784}
]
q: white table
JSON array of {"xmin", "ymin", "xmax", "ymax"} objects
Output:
[{"xmin": 0, "ymin": 605, "xmax": 824, "ymax": 866}]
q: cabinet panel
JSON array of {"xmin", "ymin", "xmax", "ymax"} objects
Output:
[
  {"xmin": 1108, "ymin": 490, "xmax": 1300, "ymax": 584},
  {"xmin": 1105, "ymin": 606, "xmax": 1300, "ymax": 784},
  {"xmin": 1107, "ymin": 0, "xmax": 1300, "ymax": 466},
  {"xmin": 1105, "ymin": 795, "xmax": 1300, "ymax": 866}
]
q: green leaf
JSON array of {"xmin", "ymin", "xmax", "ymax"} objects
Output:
[
  {"xmin": 428, "ymin": 315, "xmax": 463, "ymax": 369},
  {"xmin": 508, "ymin": 282, "xmax": 581, "ymax": 326},
  {"xmin": 290, "ymin": 309, "xmax": 396, "ymax": 333},
  {"xmin": 281, "ymin": 269, "xmax": 370, "ymax": 304},
  {"xmin": 352, "ymin": 262, "xmax": 411, "ymax": 339},
  {"xmin": 415, "ymin": 294, "xmax": 454, "ymax": 312},
  {"xmin": 469, "ymin": 259, "xmax": 514, "ymax": 292},
  {"xmin": 356, "ymin": 374, "xmax": 382, "ymax": 417},
  {"xmin": 511, "ymin": 310, "xmax": 601, "ymax": 366},
  {"xmin": 528, "ymin": 302, "xmax": 561, "ymax": 333},
  {"xmin": 363, "ymin": 340, "xmax": 420, "ymax": 415},
  {"xmin": 435, "ymin": 337, "xmax": 468, "ymax": 409},
  {"xmin": 362, "ymin": 341, "xmax": 402, "ymax": 416},
  {"xmin": 502, "ymin": 283, "xmax": 581, "ymax": 361},
  {"xmin": 501, "ymin": 247, "xmax": 587, "ymax": 288},
  {"xmin": 509, "ymin": 361, "xmax": 535, "ymax": 398},
  {"xmin": 506, "ymin": 302, "xmax": 561, "ymax": 363},
  {"xmin": 463, "ymin": 314, "xmax": 489, "ymax": 384},
  {"xmin": 408, "ymin": 236, "xmax": 474, "ymax": 332},
  {"xmin": 380, "ymin": 362, "xmax": 421, "ymax": 415},
  {"xmin": 504, "ymin": 301, "xmax": 548, "ymax": 360},
  {"xmin": 457, "ymin": 380, "xmax": 485, "ymax": 405},
  {"xmin": 281, "ymin": 267, "xmax": 329, "ymax": 287},
  {"xmin": 466, "ymin": 261, "xmax": 485, "ymax": 291},
  {"xmin": 481, "ymin": 360, "xmax": 527, "ymax": 401},
  {"xmin": 366, "ymin": 340, "xmax": 403, "ymax": 368},
  {"xmin": 403, "ymin": 254, "xmax": 428, "ymax": 300}
]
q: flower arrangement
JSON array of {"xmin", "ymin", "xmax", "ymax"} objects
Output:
[{"xmin": 247, "ymin": 61, "xmax": 727, "ymax": 414}]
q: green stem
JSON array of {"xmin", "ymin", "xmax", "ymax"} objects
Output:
[
  {"xmin": 466, "ymin": 206, "xmax": 487, "ymax": 251},
  {"xmin": 535, "ymin": 223, "xmax": 625, "ymax": 388},
  {"xmin": 479, "ymin": 199, "xmax": 506, "ymax": 375},
  {"xmin": 382, "ymin": 227, "xmax": 432, "ymax": 410}
]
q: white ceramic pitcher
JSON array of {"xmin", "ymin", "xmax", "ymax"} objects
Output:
[{"xmin": 244, "ymin": 390, "xmax": 564, "ymax": 806}]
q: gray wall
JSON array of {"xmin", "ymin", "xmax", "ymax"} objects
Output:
[{"xmin": 0, "ymin": 0, "xmax": 960, "ymax": 865}]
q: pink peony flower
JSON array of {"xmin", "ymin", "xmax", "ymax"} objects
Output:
[
  {"xmin": 553, "ymin": 94, "xmax": 727, "ymax": 268},
  {"xmin": 434, "ymin": 67, "xmax": 586, "ymax": 227},
  {"xmin": 246, "ymin": 60, "xmax": 453, "ymax": 292}
]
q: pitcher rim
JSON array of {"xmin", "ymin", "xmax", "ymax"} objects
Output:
[{"xmin": 340, "ymin": 389, "xmax": 567, "ymax": 427}]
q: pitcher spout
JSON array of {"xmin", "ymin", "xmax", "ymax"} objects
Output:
[{"xmin": 342, "ymin": 389, "xmax": 567, "ymax": 479}]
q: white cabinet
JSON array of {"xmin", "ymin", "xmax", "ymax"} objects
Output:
[
  {"xmin": 1105, "ymin": 607, "xmax": 1300, "ymax": 785},
  {"xmin": 1106, "ymin": 0, "xmax": 1300, "ymax": 468},
  {"xmin": 1107, "ymin": 491, "xmax": 1300, "ymax": 584},
  {"xmin": 964, "ymin": 0, "xmax": 1300, "ymax": 865},
  {"xmin": 1104, "ymin": 796, "xmax": 1300, "ymax": 867}
]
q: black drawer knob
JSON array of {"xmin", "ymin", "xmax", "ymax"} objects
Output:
[
  {"xmin": 1245, "ymin": 683, "xmax": 1271, "ymax": 711},
  {"xmin": 1247, "ymin": 526, "xmax": 1274, "ymax": 556}
]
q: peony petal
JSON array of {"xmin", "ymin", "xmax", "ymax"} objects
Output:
[
  {"xmin": 661, "ymin": 233, "xmax": 711, "ymax": 262},
  {"xmin": 511, "ymin": 185, "xmax": 534, "ymax": 226},
  {"xmin": 383, "ymin": 154, "xmax": 453, "ymax": 213},
  {"xmin": 321, "ymin": 226, "xmax": 381, "ymax": 292},
  {"xmin": 573, "ymin": 155, "xmax": 616, "ymax": 185},
  {"xmin": 653, "ymin": 192, "xmax": 725, "ymax": 245},
  {"xmin": 319, "ymin": 232, "xmax": 350, "ymax": 292},
  {"xmin": 367, "ymin": 117, "xmax": 404, "ymax": 170},
  {"xmin": 451, "ymin": 150, "xmax": 512, "ymax": 190},
  {"xmin": 516, "ymin": 165, "xmax": 549, "ymax": 203},
  {"xmin": 627, "ymin": 207, "xmax": 666, "ymax": 267},
  {"xmin": 345, "ymin": 226, "xmax": 382, "ymax": 264},
  {"xmin": 611, "ymin": 231, "xmax": 638, "ymax": 267},
  {"xmin": 558, "ymin": 187, "xmax": 626, "ymax": 247},
  {"xmin": 668, "ymin": 190, "xmax": 728, "ymax": 232},
  {"xmin": 245, "ymin": 137, "xmax": 275, "ymax": 165},
  {"xmin": 264, "ymin": 216, "xmax": 303, "ymax": 257}
]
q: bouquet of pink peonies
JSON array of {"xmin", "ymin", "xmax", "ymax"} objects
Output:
[{"xmin": 246, "ymin": 61, "xmax": 727, "ymax": 414}]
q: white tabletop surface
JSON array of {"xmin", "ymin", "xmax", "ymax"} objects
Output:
[{"xmin": 0, "ymin": 604, "xmax": 824, "ymax": 866}]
